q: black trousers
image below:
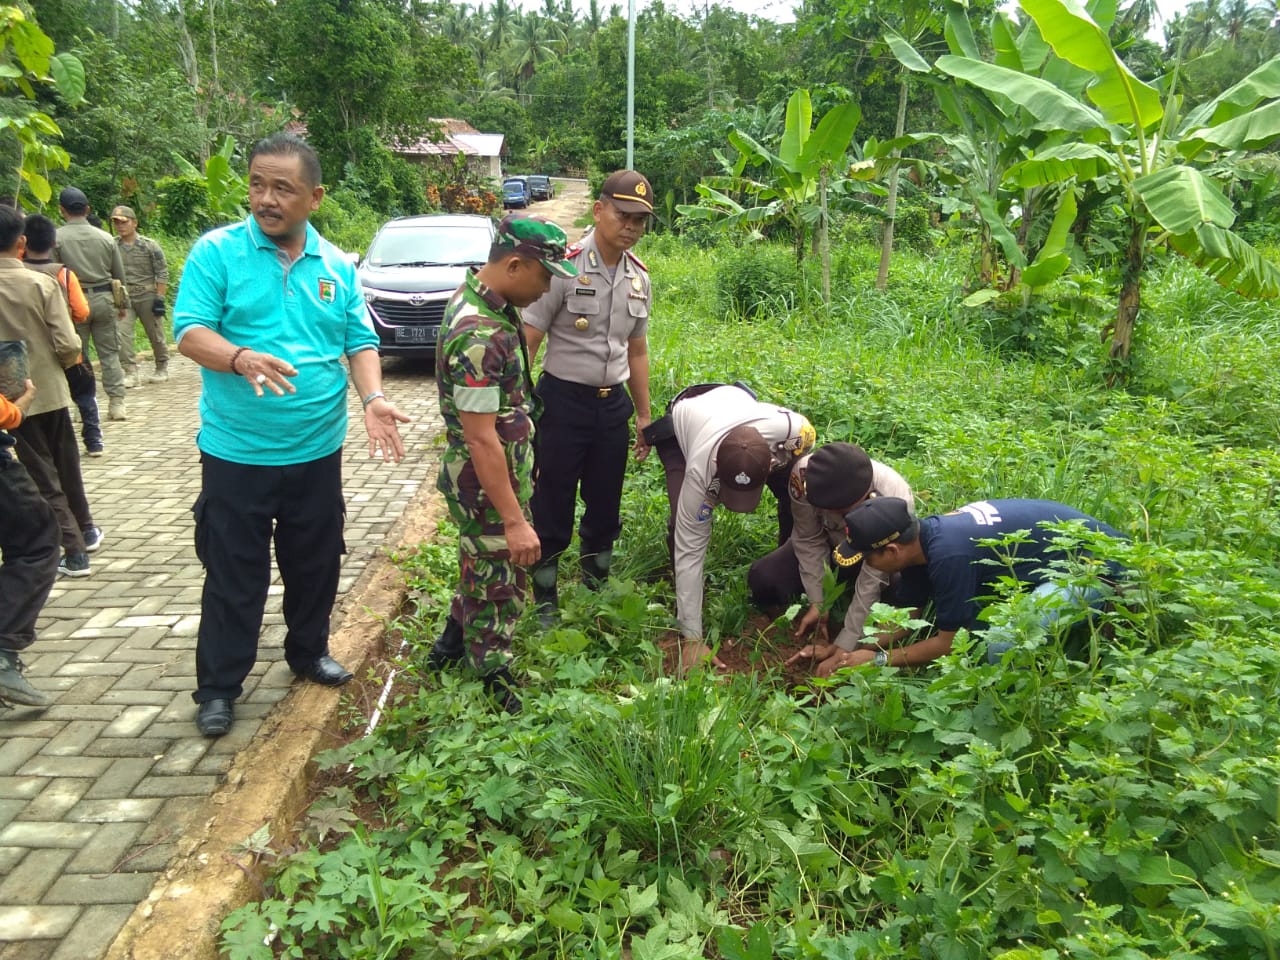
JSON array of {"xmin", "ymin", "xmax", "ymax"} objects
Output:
[
  {"xmin": 13, "ymin": 408, "xmax": 92, "ymax": 553},
  {"xmin": 191, "ymin": 450, "xmax": 346, "ymax": 703},
  {"xmin": 0, "ymin": 455, "xmax": 60, "ymax": 652},
  {"xmin": 65, "ymin": 362, "xmax": 102, "ymax": 451},
  {"xmin": 530, "ymin": 373, "xmax": 633, "ymax": 560},
  {"xmin": 746, "ymin": 538, "xmax": 860, "ymax": 608}
]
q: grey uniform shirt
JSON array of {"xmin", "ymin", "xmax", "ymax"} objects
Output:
[
  {"xmin": 116, "ymin": 234, "xmax": 169, "ymax": 298},
  {"xmin": 55, "ymin": 220, "xmax": 126, "ymax": 288},
  {"xmin": 672, "ymin": 385, "xmax": 816, "ymax": 638},
  {"xmin": 522, "ymin": 231, "xmax": 650, "ymax": 386},
  {"xmin": 786, "ymin": 454, "xmax": 915, "ymax": 650}
]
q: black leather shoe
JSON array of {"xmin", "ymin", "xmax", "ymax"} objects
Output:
[
  {"xmin": 292, "ymin": 655, "xmax": 354, "ymax": 686},
  {"xmin": 197, "ymin": 698, "xmax": 233, "ymax": 737}
]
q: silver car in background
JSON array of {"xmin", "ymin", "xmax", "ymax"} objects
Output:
[{"xmin": 358, "ymin": 214, "xmax": 496, "ymax": 359}]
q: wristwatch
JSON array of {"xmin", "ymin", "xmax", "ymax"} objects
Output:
[{"xmin": 873, "ymin": 648, "xmax": 889, "ymax": 667}]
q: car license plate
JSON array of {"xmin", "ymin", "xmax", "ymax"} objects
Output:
[{"xmin": 394, "ymin": 326, "xmax": 432, "ymax": 344}]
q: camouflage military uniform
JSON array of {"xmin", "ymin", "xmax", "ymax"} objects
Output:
[{"xmin": 436, "ymin": 271, "xmax": 540, "ymax": 670}]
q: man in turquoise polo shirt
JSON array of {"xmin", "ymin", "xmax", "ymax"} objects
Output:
[{"xmin": 174, "ymin": 132, "xmax": 410, "ymax": 737}]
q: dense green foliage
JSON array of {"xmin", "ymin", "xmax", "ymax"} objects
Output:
[
  {"xmin": 17, "ymin": 0, "xmax": 1280, "ymax": 241},
  {"xmin": 222, "ymin": 239, "xmax": 1280, "ymax": 959}
]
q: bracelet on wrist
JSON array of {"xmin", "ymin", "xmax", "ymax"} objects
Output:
[
  {"xmin": 361, "ymin": 390, "xmax": 385, "ymax": 409},
  {"xmin": 229, "ymin": 346, "xmax": 249, "ymax": 375}
]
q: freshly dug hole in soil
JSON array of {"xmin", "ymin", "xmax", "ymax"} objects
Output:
[{"xmin": 656, "ymin": 611, "xmax": 822, "ymax": 689}]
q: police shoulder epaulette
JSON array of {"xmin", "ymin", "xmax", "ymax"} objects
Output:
[
  {"xmin": 625, "ymin": 249, "xmax": 648, "ymax": 272},
  {"xmin": 565, "ymin": 240, "xmax": 585, "ymax": 259}
]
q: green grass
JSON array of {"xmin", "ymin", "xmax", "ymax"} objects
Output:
[{"xmin": 220, "ymin": 239, "xmax": 1280, "ymax": 960}]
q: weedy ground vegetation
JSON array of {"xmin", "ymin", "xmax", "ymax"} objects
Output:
[{"xmin": 221, "ymin": 237, "xmax": 1280, "ymax": 960}]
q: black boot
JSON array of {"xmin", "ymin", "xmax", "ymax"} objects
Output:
[
  {"xmin": 531, "ymin": 558, "xmax": 559, "ymax": 628},
  {"xmin": 426, "ymin": 617, "xmax": 466, "ymax": 671},
  {"xmin": 482, "ymin": 664, "xmax": 522, "ymax": 715},
  {"xmin": 579, "ymin": 546, "xmax": 613, "ymax": 589}
]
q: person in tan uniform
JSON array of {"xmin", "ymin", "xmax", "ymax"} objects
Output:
[
  {"xmin": 522, "ymin": 171, "xmax": 654, "ymax": 622},
  {"xmin": 0, "ymin": 205, "xmax": 100, "ymax": 578},
  {"xmin": 643, "ymin": 383, "xmax": 816, "ymax": 669},
  {"xmin": 746, "ymin": 442, "xmax": 914, "ymax": 676},
  {"xmin": 56, "ymin": 187, "xmax": 129, "ymax": 420},
  {"xmin": 110, "ymin": 205, "xmax": 170, "ymax": 384},
  {"xmin": 24, "ymin": 214, "xmax": 103, "ymax": 459}
]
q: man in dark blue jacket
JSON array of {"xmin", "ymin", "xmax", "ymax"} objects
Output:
[{"xmin": 803, "ymin": 497, "xmax": 1126, "ymax": 671}]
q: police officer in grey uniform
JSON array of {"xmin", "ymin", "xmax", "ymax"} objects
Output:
[
  {"xmin": 523, "ymin": 171, "xmax": 655, "ymax": 619},
  {"xmin": 56, "ymin": 187, "xmax": 128, "ymax": 421}
]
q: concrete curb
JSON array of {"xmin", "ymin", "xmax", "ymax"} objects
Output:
[{"xmin": 102, "ymin": 477, "xmax": 444, "ymax": 960}]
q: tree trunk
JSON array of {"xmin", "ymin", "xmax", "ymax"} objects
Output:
[
  {"xmin": 174, "ymin": 3, "xmax": 208, "ymax": 164},
  {"xmin": 819, "ymin": 166, "xmax": 830, "ymax": 306},
  {"xmin": 1107, "ymin": 217, "xmax": 1145, "ymax": 386},
  {"xmin": 876, "ymin": 72, "xmax": 909, "ymax": 290}
]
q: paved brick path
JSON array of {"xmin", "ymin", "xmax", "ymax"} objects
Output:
[{"xmin": 0, "ymin": 357, "xmax": 440, "ymax": 959}]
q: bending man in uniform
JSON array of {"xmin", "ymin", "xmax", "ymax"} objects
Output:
[
  {"xmin": 809, "ymin": 497, "xmax": 1127, "ymax": 673},
  {"xmin": 523, "ymin": 171, "xmax": 655, "ymax": 622},
  {"xmin": 748, "ymin": 442, "xmax": 914, "ymax": 677},
  {"xmin": 646, "ymin": 383, "xmax": 815, "ymax": 669},
  {"xmin": 428, "ymin": 214, "xmax": 577, "ymax": 714}
]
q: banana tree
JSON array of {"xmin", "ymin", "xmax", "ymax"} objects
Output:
[
  {"xmin": 886, "ymin": 1, "xmax": 1108, "ymax": 291},
  {"xmin": 676, "ymin": 88, "xmax": 866, "ymax": 303},
  {"xmin": 958, "ymin": 0, "xmax": 1280, "ymax": 378}
]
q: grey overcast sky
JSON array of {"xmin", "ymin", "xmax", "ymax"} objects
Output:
[{"xmin": 519, "ymin": 0, "xmax": 1191, "ymax": 36}]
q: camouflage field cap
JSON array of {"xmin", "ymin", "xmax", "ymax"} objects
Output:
[{"xmin": 496, "ymin": 214, "xmax": 579, "ymax": 278}]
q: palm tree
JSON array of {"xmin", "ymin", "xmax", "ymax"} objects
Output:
[
  {"xmin": 487, "ymin": 0, "xmax": 515, "ymax": 53},
  {"xmin": 508, "ymin": 15, "xmax": 558, "ymax": 90},
  {"xmin": 586, "ymin": 0, "xmax": 603, "ymax": 36},
  {"xmin": 1118, "ymin": 0, "xmax": 1157, "ymax": 36}
]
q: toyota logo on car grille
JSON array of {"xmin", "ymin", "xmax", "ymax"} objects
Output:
[{"xmin": 408, "ymin": 293, "xmax": 428, "ymax": 306}]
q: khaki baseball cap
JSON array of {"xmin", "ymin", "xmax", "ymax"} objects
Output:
[{"xmin": 110, "ymin": 206, "xmax": 136, "ymax": 222}]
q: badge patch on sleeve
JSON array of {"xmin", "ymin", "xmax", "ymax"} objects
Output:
[{"xmin": 318, "ymin": 279, "xmax": 336, "ymax": 303}]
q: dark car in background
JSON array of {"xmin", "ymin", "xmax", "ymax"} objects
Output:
[
  {"xmin": 526, "ymin": 175, "xmax": 555, "ymax": 201},
  {"xmin": 502, "ymin": 178, "xmax": 529, "ymax": 208},
  {"xmin": 358, "ymin": 214, "xmax": 496, "ymax": 359}
]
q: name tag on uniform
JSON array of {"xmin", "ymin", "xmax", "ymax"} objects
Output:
[{"xmin": 574, "ymin": 287, "xmax": 596, "ymax": 296}]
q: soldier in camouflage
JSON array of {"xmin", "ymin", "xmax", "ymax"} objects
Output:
[{"xmin": 430, "ymin": 214, "xmax": 577, "ymax": 713}]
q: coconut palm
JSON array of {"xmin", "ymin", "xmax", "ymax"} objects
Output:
[
  {"xmin": 508, "ymin": 15, "xmax": 559, "ymax": 89},
  {"xmin": 486, "ymin": 0, "xmax": 516, "ymax": 53}
]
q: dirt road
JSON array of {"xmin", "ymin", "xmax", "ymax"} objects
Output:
[{"xmin": 525, "ymin": 178, "xmax": 593, "ymax": 240}]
